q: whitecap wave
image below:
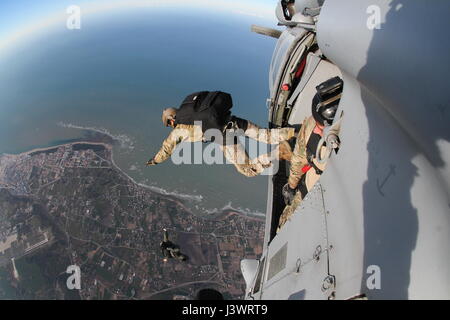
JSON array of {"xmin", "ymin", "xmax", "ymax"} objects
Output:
[
  {"xmin": 57, "ymin": 121, "xmax": 135, "ymax": 151},
  {"xmin": 137, "ymin": 183, "xmax": 264, "ymax": 218},
  {"xmin": 138, "ymin": 181, "xmax": 204, "ymax": 203},
  {"xmin": 204, "ymin": 201, "xmax": 266, "ymax": 218},
  {"xmin": 136, "ymin": 180, "xmax": 265, "ymax": 218}
]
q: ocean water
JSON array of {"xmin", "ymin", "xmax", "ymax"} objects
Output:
[{"xmin": 0, "ymin": 8, "xmax": 278, "ymax": 217}]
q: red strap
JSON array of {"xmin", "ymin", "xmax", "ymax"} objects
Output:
[
  {"xmin": 302, "ymin": 165, "xmax": 312, "ymax": 173},
  {"xmin": 295, "ymin": 57, "xmax": 307, "ymax": 78}
]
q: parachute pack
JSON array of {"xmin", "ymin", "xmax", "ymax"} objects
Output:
[{"xmin": 175, "ymin": 91, "xmax": 233, "ymax": 132}]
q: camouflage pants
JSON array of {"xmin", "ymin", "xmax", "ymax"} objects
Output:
[
  {"xmin": 218, "ymin": 124, "xmax": 295, "ymax": 177},
  {"xmin": 277, "ymin": 191, "xmax": 303, "ymax": 233},
  {"xmin": 219, "ymin": 142, "xmax": 278, "ymax": 177}
]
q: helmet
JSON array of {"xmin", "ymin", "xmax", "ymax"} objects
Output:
[
  {"xmin": 311, "ymin": 76, "xmax": 343, "ymax": 126},
  {"xmin": 162, "ymin": 108, "xmax": 177, "ymax": 126},
  {"xmin": 312, "ymin": 95, "xmax": 339, "ymax": 126}
]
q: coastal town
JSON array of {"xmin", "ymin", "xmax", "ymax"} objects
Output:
[{"xmin": 0, "ymin": 141, "xmax": 264, "ymax": 299}]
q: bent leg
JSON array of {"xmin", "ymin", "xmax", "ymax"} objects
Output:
[
  {"xmin": 220, "ymin": 142, "xmax": 267, "ymax": 177},
  {"xmin": 251, "ymin": 139, "xmax": 293, "ymax": 167}
]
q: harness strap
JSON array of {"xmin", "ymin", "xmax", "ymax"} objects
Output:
[
  {"xmin": 308, "ymin": 153, "xmax": 323, "ymax": 175},
  {"xmin": 301, "ymin": 162, "xmax": 323, "ymax": 175},
  {"xmin": 287, "ymin": 53, "xmax": 322, "ymax": 108}
]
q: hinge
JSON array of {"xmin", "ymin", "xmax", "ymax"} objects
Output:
[{"xmin": 266, "ymin": 98, "xmax": 273, "ymax": 110}]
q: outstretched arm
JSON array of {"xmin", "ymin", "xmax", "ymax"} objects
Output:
[{"xmin": 148, "ymin": 127, "xmax": 190, "ymax": 165}]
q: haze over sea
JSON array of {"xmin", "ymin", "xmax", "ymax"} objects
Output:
[{"xmin": 0, "ymin": 7, "xmax": 278, "ymax": 217}]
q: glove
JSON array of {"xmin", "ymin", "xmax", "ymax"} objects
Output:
[
  {"xmin": 282, "ymin": 183, "xmax": 296, "ymax": 206},
  {"xmin": 146, "ymin": 158, "xmax": 157, "ymax": 166},
  {"xmin": 326, "ymin": 133, "xmax": 340, "ymax": 149}
]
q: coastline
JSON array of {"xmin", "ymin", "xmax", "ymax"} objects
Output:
[{"xmin": 5, "ymin": 140, "xmax": 265, "ymax": 223}]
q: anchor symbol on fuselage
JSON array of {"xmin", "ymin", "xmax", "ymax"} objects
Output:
[{"xmin": 376, "ymin": 164, "xmax": 396, "ymax": 197}]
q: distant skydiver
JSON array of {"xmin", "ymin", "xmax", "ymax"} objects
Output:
[
  {"xmin": 279, "ymin": 76, "xmax": 343, "ymax": 232},
  {"xmin": 160, "ymin": 228, "xmax": 188, "ymax": 262},
  {"xmin": 145, "ymin": 91, "xmax": 295, "ymax": 177}
]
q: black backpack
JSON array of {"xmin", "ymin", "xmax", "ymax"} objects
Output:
[{"xmin": 175, "ymin": 91, "xmax": 233, "ymax": 132}]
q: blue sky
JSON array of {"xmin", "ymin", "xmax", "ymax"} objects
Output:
[{"xmin": 0, "ymin": 0, "xmax": 279, "ymax": 39}]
